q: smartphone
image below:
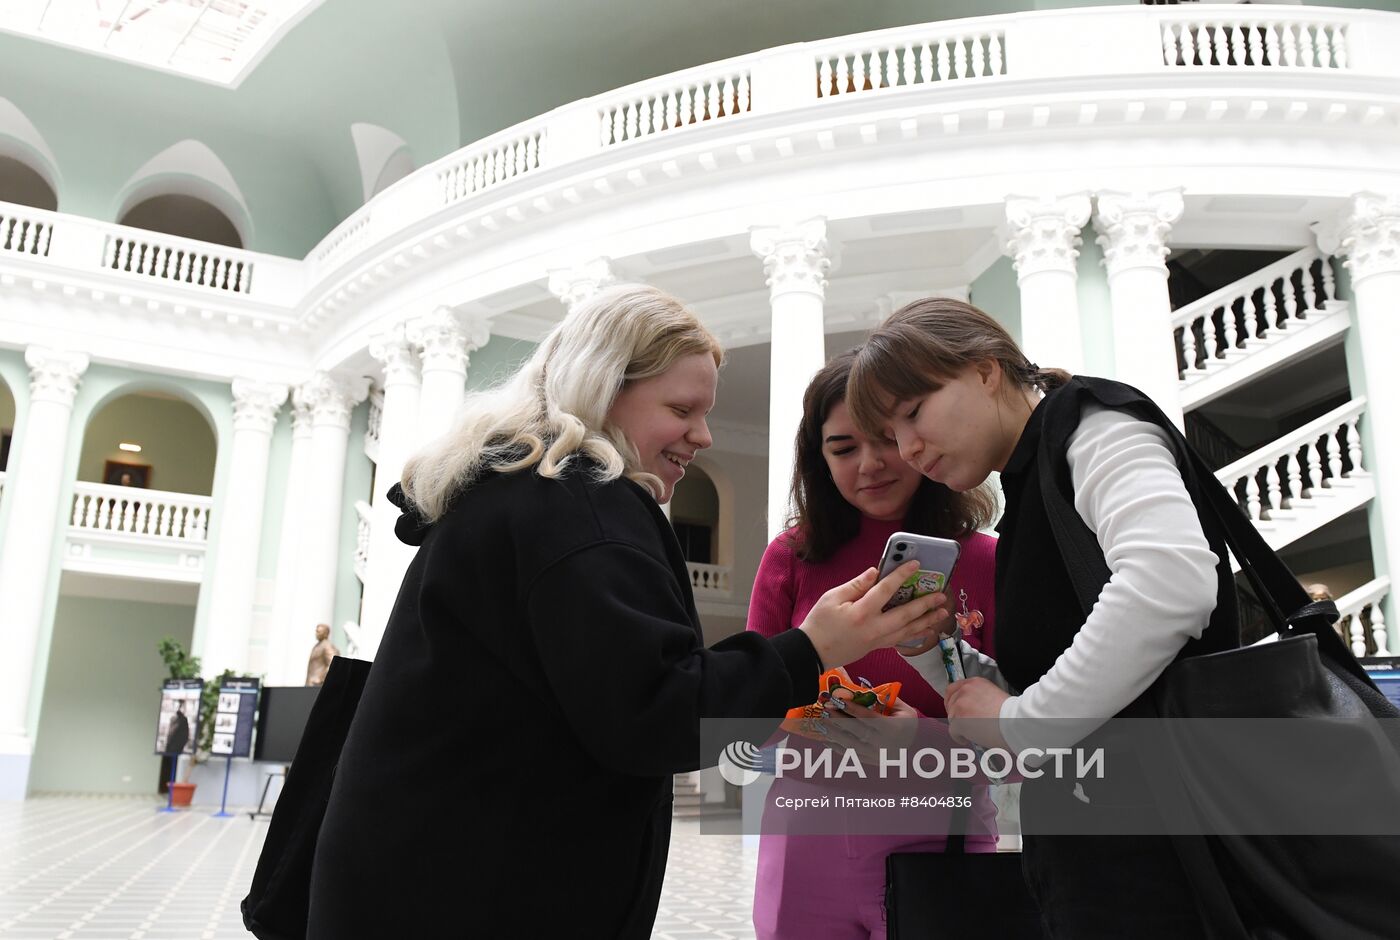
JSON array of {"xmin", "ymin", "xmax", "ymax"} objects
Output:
[{"xmin": 877, "ymin": 532, "xmax": 960, "ymax": 650}]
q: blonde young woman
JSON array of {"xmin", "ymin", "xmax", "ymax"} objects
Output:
[{"xmin": 306, "ymin": 286, "xmax": 949, "ymax": 939}]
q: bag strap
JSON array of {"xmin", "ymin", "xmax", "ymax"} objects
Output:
[{"xmin": 944, "ymin": 778, "xmax": 973, "ymax": 854}]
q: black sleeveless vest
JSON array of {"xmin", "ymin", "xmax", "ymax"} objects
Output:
[{"xmin": 993, "ymin": 376, "xmax": 1240, "ymax": 696}]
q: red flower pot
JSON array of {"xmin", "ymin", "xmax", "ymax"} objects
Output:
[{"xmin": 169, "ymin": 782, "xmax": 196, "ymax": 807}]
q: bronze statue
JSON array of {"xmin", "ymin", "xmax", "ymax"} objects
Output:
[{"xmin": 306, "ymin": 623, "xmax": 340, "ymax": 687}]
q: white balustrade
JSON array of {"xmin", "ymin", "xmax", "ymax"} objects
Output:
[
  {"xmin": 438, "ymin": 123, "xmax": 547, "ymax": 206},
  {"xmin": 1161, "ymin": 13, "xmax": 1351, "ymax": 69},
  {"xmin": 1173, "ymin": 248, "xmax": 1337, "ymax": 382},
  {"xmin": 0, "ymin": 207, "xmax": 53, "ymax": 257},
  {"xmin": 598, "ymin": 63, "xmax": 753, "ymax": 147},
  {"xmin": 354, "ymin": 499, "xmax": 372, "ymax": 581},
  {"xmin": 1334, "ymin": 576, "xmax": 1391, "ymax": 657},
  {"xmin": 311, "ymin": 209, "xmax": 372, "ymax": 273},
  {"xmin": 813, "ymin": 24, "xmax": 1007, "ymax": 98},
  {"xmin": 687, "ymin": 562, "xmax": 732, "ymax": 597},
  {"xmin": 69, "ymin": 482, "xmax": 212, "ymax": 542},
  {"xmin": 101, "ymin": 227, "xmax": 255, "ymax": 294},
  {"xmin": 364, "ymin": 390, "xmax": 384, "ymax": 463},
  {"xmin": 1216, "ymin": 398, "xmax": 1367, "ymax": 527}
]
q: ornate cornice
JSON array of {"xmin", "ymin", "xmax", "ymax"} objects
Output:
[
  {"xmin": 750, "ymin": 218, "xmax": 831, "ymax": 300},
  {"xmin": 1004, "ymin": 193, "xmax": 1091, "ymax": 281},
  {"xmin": 1313, "ymin": 192, "xmax": 1400, "ymax": 285},
  {"xmin": 1093, "ymin": 189, "xmax": 1184, "ymax": 278},
  {"xmin": 546, "ymin": 258, "xmax": 617, "ymax": 312},
  {"xmin": 406, "ymin": 307, "xmax": 491, "ymax": 375},
  {"xmin": 25, "ymin": 347, "xmax": 89, "ymax": 408},
  {"xmin": 293, "ymin": 372, "xmax": 371, "ymax": 432},
  {"xmin": 230, "ymin": 379, "xmax": 289, "ymax": 435}
]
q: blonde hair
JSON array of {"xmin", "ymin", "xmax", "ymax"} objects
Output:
[{"xmin": 400, "ymin": 284, "xmax": 723, "ymax": 521}]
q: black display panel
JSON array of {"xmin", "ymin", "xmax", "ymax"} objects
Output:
[{"xmin": 253, "ymin": 686, "xmax": 320, "ymax": 763}]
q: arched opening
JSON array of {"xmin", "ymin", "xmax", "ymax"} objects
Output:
[
  {"xmin": 118, "ymin": 194, "xmax": 243, "ymax": 249},
  {"xmin": 670, "ymin": 463, "xmax": 720, "ymax": 565},
  {"xmin": 370, "ymin": 146, "xmax": 415, "ymax": 197},
  {"xmin": 0, "ymin": 376, "xmax": 14, "ymax": 475},
  {"xmin": 28, "ymin": 389, "xmax": 216, "ymax": 795},
  {"xmin": 0, "ymin": 154, "xmax": 58, "ymax": 211},
  {"xmin": 77, "ymin": 390, "xmax": 217, "ymax": 496}
]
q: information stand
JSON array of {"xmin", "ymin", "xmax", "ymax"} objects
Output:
[
  {"xmin": 210, "ymin": 677, "xmax": 260, "ymax": 818},
  {"xmin": 154, "ymin": 678, "xmax": 204, "ymax": 812}
]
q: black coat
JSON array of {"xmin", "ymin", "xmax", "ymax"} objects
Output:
[{"xmin": 307, "ymin": 461, "xmax": 820, "ymax": 938}]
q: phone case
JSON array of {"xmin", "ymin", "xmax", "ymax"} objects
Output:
[{"xmin": 878, "ymin": 532, "xmax": 961, "ymax": 611}]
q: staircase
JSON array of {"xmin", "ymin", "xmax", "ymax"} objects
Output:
[{"xmin": 1173, "ymin": 248, "xmax": 1349, "ymax": 412}]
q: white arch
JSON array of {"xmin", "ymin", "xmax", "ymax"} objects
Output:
[
  {"xmin": 351, "ymin": 123, "xmax": 414, "ymax": 202},
  {"xmin": 690, "ymin": 453, "xmax": 735, "ymax": 568},
  {"xmin": 115, "ymin": 140, "xmax": 253, "ymax": 246},
  {"xmin": 0, "ymin": 97, "xmax": 62, "ymax": 201}
]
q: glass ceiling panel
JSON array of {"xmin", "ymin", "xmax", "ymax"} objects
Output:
[{"xmin": 0, "ymin": 0, "xmax": 325, "ymax": 86}]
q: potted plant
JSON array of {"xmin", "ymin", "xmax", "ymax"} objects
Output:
[{"xmin": 156, "ymin": 638, "xmax": 234, "ymax": 807}]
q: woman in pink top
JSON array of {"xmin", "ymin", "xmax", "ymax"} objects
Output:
[{"xmin": 747, "ymin": 350, "xmax": 1001, "ymax": 940}]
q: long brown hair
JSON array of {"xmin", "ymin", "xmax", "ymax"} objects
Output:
[
  {"xmin": 788, "ymin": 349, "xmax": 997, "ymax": 563},
  {"xmin": 846, "ymin": 297, "xmax": 1071, "ymax": 440}
]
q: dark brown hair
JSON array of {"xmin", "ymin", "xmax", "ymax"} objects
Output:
[
  {"xmin": 846, "ymin": 297, "xmax": 1072, "ymax": 440},
  {"xmin": 787, "ymin": 349, "xmax": 998, "ymax": 563}
]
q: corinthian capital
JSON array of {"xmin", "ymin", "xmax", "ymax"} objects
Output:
[
  {"xmin": 368, "ymin": 322, "xmax": 421, "ymax": 389},
  {"xmin": 406, "ymin": 307, "xmax": 490, "ymax": 375},
  {"xmin": 293, "ymin": 372, "xmax": 371, "ymax": 432},
  {"xmin": 231, "ymin": 380, "xmax": 289, "ymax": 435},
  {"xmin": 1003, "ymin": 193, "xmax": 1091, "ymax": 281},
  {"xmin": 1093, "ymin": 190, "xmax": 1184, "ymax": 278},
  {"xmin": 25, "ymin": 347, "xmax": 89, "ymax": 407},
  {"xmin": 547, "ymin": 258, "xmax": 617, "ymax": 312},
  {"xmin": 750, "ymin": 218, "xmax": 831, "ymax": 300},
  {"xmin": 1313, "ymin": 192, "xmax": 1400, "ymax": 286}
]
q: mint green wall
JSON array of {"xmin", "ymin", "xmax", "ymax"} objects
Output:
[
  {"xmin": 0, "ymin": 1, "xmax": 459, "ymax": 255},
  {"xmin": 331, "ymin": 402, "xmax": 374, "ymax": 644},
  {"xmin": 467, "ymin": 336, "xmax": 538, "ymax": 391},
  {"xmin": 970, "ymin": 255, "xmax": 1023, "ymax": 345},
  {"xmin": 26, "ymin": 366, "xmax": 232, "ymax": 742},
  {"xmin": 1076, "ymin": 232, "xmax": 1116, "ymax": 377},
  {"xmin": 29, "ymin": 595, "xmax": 195, "ymax": 795},
  {"xmin": 76, "ymin": 394, "xmax": 217, "ymax": 496}
]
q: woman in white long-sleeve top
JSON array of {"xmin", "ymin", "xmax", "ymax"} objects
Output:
[{"xmin": 844, "ymin": 297, "xmax": 1244, "ymax": 939}]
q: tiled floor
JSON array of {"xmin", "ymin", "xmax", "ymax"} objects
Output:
[{"xmin": 0, "ymin": 796, "xmax": 758, "ymax": 939}]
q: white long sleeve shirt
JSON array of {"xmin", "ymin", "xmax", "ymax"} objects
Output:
[{"xmin": 906, "ymin": 404, "xmax": 1220, "ymax": 757}]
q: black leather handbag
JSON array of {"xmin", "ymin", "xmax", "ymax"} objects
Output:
[
  {"xmin": 242, "ymin": 655, "xmax": 372, "ymax": 940},
  {"xmin": 1040, "ymin": 382, "xmax": 1400, "ymax": 940},
  {"xmin": 885, "ymin": 781, "xmax": 1046, "ymax": 939}
]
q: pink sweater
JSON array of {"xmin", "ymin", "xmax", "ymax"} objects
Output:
[{"xmin": 746, "ymin": 515, "xmax": 998, "ymax": 718}]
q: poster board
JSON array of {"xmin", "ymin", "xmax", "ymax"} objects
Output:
[
  {"xmin": 211, "ymin": 677, "xmax": 260, "ymax": 758},
  {"xmin": 154, "ymin": 678, "xmax": 204, "ymax": 756},
  {"xmin": 1362, "ymin": 657, "xmax": 1400, "ymax": 711}
]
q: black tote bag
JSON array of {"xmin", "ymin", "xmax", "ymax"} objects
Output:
[
  {"xmin": 885, "ymin": 782, "xmax": 1046, "ymax": 939},
  {"xmin": 1038, "ymin": 380, "xmax": 1400, "ymax": 940},
  {"xmin": 242, "ymin": 655, "xmax": 372, "ymax": 940}
]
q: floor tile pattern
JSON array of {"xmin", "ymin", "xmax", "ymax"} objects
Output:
[{"xmin": 0, "ymin": 797, "xmax": 758, "ymax": 938}]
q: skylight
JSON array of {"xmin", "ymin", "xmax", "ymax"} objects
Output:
[{"xmin": 0, "ymin": 0, "xmax": 325, "ymax": 87}]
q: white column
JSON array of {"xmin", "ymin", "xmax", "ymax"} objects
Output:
[
  {"xmin": 1093, "ymin": 189, "xmax": 1186, "ymax": 428},
  {"xmin": 288, "ymin": 373, "xmax": 370, "ymax": 655},
  {"xmin": 1004, "ymin": 193, "xmax": 1091, "ymax": 375},
  {"xmin": 198, "ymin": 380, "xmax": 288, "ymax": 677},
  {"xmin": 1315, "ymin": 192, "xmax": 1400, "ymax": 633},
  {"xmin": 264, "ymin": 400, "xmax": 316, "ymax": 686},
  {"xmin": 547, "ymin": 257, "xmax": 617, "ymax": 313},
  {"xmin": 751, "ymin": 218, "xmax": 831, "ymax": 541},
  {"xmin": 409, "ymin": 308, "xmax": 489, "ymax": 446},
  {"xmin": 358, "ymin": 324, "xmax": 423, "ymax": 658},
  {"xmin": 0, "ymin": 347, "xmax": 88, "ymax": 799}
]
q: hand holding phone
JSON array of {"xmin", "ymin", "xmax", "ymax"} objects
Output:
[{"xmin": 877, "ymin": 532, "xmax": 960, "ymax": 650}]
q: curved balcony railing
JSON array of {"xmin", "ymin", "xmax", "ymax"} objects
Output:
[
  {"xmin": 3, "ymin": 6, "xmax": 1398, "ymax": 327},
  {"xmin": 1335, "ymin": 576, "xmax": 1391, "ymax": 657}
]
